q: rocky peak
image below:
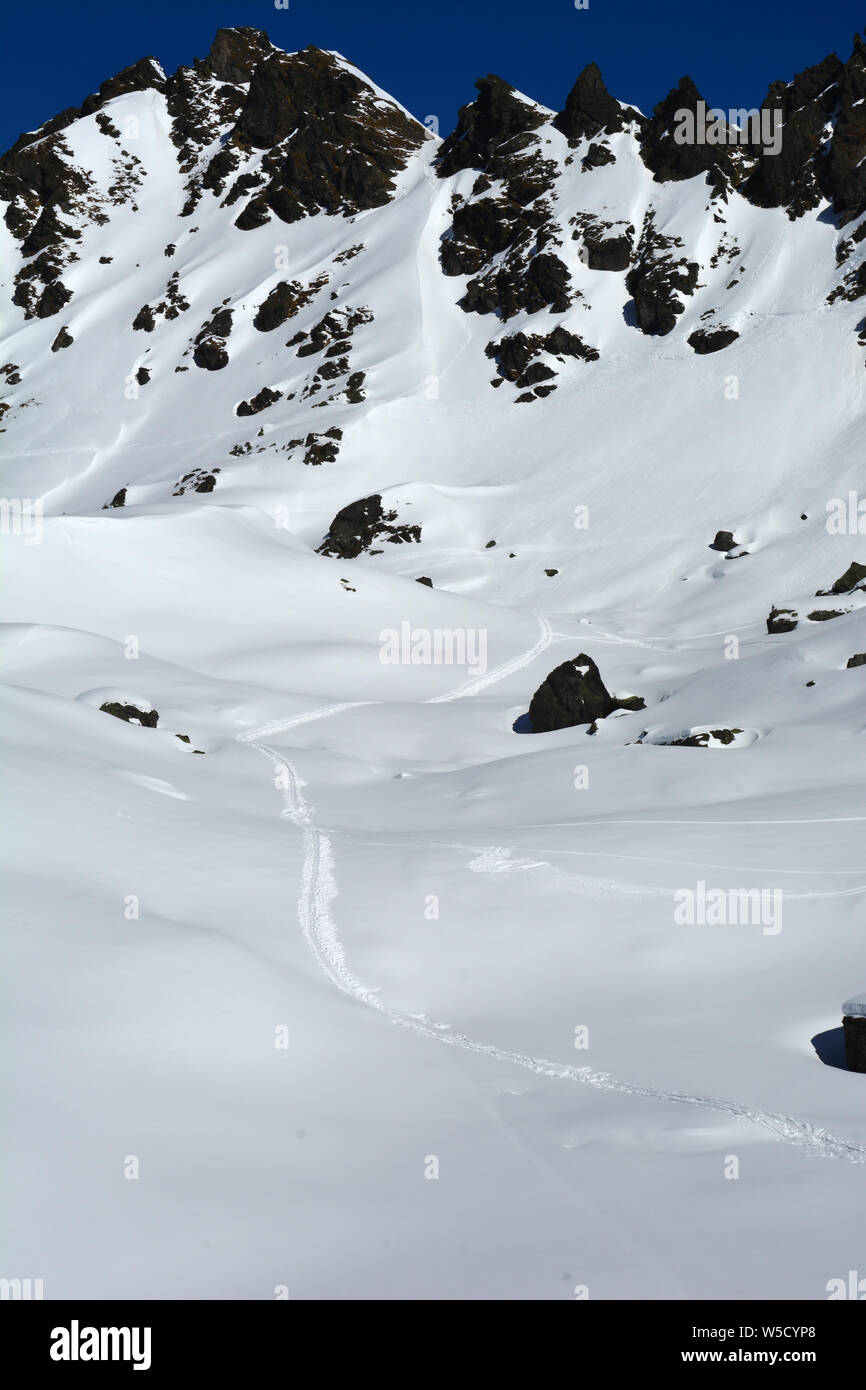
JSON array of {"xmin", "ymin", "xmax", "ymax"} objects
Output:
[
  {"xmin": 743, "ymin": 52, "xmax": 843, "ymax": 217},
  {"xmin": 200, "ymin": 27, "xmax": 274, "ymax": 85},
  {"xmin": 227, "ymin": 47, "xmax": 427, "ymax": 225},
  {"xmin": 436, "ymin": 75, "xmax": 547, "ymax": 179},
  {"xmin": 819, "ymin": 39, "xmax": 866, "ymax": 223},
  {"xmin": 554, "ymin": 63, "xmax": 643, "ymax": 145},
  {"xmin": 639, "ymin": 76, "xmax": 738, "ymax": 190},
  {"xmin": 5, "ymin": 56, "xmax": 165, "ymax": 157}
]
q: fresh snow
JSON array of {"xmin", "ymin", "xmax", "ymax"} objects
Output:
[{"xmin": 2, "ymin": 42, "xmax": 866, "ymax": 1301}]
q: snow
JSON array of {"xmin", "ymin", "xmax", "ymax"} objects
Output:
[
  {"xmin": 3, "ymin": 42, "xmax": 866, "ymax": 1300},
  {"xmin": 843, "ymin": 996, "xmax": 866, "ymax": 1018}
]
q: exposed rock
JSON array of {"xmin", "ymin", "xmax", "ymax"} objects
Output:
[
  {"xmin": 416, "ymin": 576, "xmax": 433, "ymax": 587},
  {"xmin": 709, "ymin": 530, "xmax": 738, "ymax": 552},
  {"xmin": 317, "ymin": 493, "xmax": 420, "ymax": 557},
  {"xmin": 236, "ymin": 386, "xmax": 281, "ymax": 416},
  {"xmin": 462, "ymin": 252, "xmax": 573, "ymax": 320},
  {"xmin": 581, "ymin": 142, "xmax": 617, "ymax": 171},
  {"xmin": 688, "ymin": 327, "xmax": 739, "ymax": 353},
  {"xmin": 828, "ymin": 260, "xmax": 866, "ymax": 304},
  {"xmin": 173, "ymin": 468, "xmax": 220, "ymax": 496},
  {"xmin": 743, "ymin": 54, "xmax": 844, "ymax": 219},
  {"xmin": 303, "ymin": 428, "xmax": 343, "ymax": 466},
  {"xmin": 807, "ymin": 609, "xmax": 845, "ymax": 622},
  {"xmin": 203, "ymin": 27, "xmax": 274, "ymax": 85},
  {"xmin": 626, "ymin": 212, "xmax": 699, "ymax": 336},
  {"xmin": 51, "ymin": 326, "xmax": 73, "ymax": 351},
  {"xmin": 847, "ymin": 652, "xmax": 866, "ymax": 668},
  {"xmin": 3, "ymin": 56, "xmax": 164, "ymax": 159},
  {"xmin": 231, "ymin": 48, "xmax": 426, "ymax": 225},
  {"xmin": 817, "ymin": 560, "xmax": 866, "ymax": 595},
  {"xmin": 821, "ymin": 37, "xmax": 866, "ymax": 223},
  {"xmin": 100, "ymin": 701, "xmax": 158, "ymax": 727},
  {"xmin": 176, "ymin": 733, "xmax": 206, "ymax": 754},
  {"xmin": 767, "ymin": 607, "xmax": 798, "ymax": 634},
  {"xmin": 665, "ymin": 728, "xmax": 742, "ymax": 747},
  {"xmin": 132, "ymin": 304, "xmax": 156, "ymax": 332},
  {"xmin": 436, "ymin": 75, "xmax": 570, "ymax": 323},
  {"xmin": 103, "ymin": 488, "xmax": 127, "ymax": 509},
  {"xmin": 640, "ymin": 77, "xmax": 738, "ymax": 192},
  {"xmin": 554, "ymin": 64, "xmax": 643, "ymax": 146},
  {"xmin": 34, "ymin": 280, "xmax": 72, "ymax": 318},
  {"xmin": 485, "ymin": 324, "xmax": 598, "ymax": 393},
  {"xmin": 843, "ymin": 1013, "xmax": 866, "ymax": 1072},
  {"xmin": 193, "ymin": 337, "xmax": 229, "ymax": 370},
  {"xmin": 437, "ymin": 75, "xmax": 547, "ymax": 180},
  {"xmin": 528, "ymin": 654, "xmax": 644, "ymax": 733},
  {"xmin": 254, "ymin": 279, "xmax": 318, "ymax": 331},
  {"xmin": 345, "ymin": 371, "xmax": 366, "ymax": 403},
  {"xmin": 572, "ymin": 214, "xmax": 634, "ymax": 271}
]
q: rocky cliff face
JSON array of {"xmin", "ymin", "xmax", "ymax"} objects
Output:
[{"xmin": 3, "ymin": 25, "xmax": 866, "ymax": 582}]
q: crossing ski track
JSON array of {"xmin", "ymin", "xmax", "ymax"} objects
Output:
[{"xmin": 237, "ymin": 612, "xmax": 866, "ymax": 1165}]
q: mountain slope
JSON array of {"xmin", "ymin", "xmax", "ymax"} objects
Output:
[{"xmin": 3, "ymin": 26, "xmax": 866, "ymax": 1299}]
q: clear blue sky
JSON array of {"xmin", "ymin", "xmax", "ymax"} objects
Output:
[{"xmin": 2, "ymin": 0, "xmax": 863, "ymax": 151}]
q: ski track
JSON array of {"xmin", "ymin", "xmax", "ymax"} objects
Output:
[{"xmin": 238, "ymin": 615, "xmax": 866, "ymax": 1166}]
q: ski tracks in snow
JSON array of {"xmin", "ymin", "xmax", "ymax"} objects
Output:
[{"xmin": 238, "ymin": 614, "xmax": 866, "ymax": 1165}]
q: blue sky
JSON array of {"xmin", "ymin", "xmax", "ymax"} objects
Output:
[{"xmin": 2, "ymin": 0, "xmax": 863, "ymax": 150}]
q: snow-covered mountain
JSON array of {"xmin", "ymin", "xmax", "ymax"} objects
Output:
[{"xmin": 3, "ymin": 25, "xmax": 866, "ymax": 1299}]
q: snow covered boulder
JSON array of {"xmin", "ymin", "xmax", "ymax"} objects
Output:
[
  {"xmin": 528, "ymin": 654, "xmax": 643, "ymax": 733},
  {"xmin": 767, "ymin": 606, "xmax": 798, "ymax": 634},
  {"xmin": 842, "ymin": 996, "xmax": 866, "ymax": 1073},
  {"xmin": 100, "ymin": 701, "xmax": 158, "ymax": 728}
]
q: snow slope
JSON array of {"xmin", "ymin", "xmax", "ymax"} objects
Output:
[{"xmin": 2, "ymin": 28, "xmax": 866, "ymax": 1299}]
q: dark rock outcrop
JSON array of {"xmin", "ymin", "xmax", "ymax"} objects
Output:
[
  {"xmin": 743, "ymin": 54, "xmax": 844, "ymax": 219},
  {"xmin": 193, "ymin": 337, "xmax": 229, "ymax": 370},
  {"xmin": 843, "ymin": 1013, "xmax": 866, "ymax": 1072},
  {"xmin": 173, "ymin": 468, "xmax": 219, "ymax": 496},
  {"xmin": 203, "ymin": 27, "xmax": 273, "ymax": 85},
  {"xmin": 688, "ymin": 327, "xmax": 739, "ymax": 354},
  {"xmin": 437, "ymin": 75, "xmax": 547, "ymax": 180},
  {"xmin": 100, "ymin": 701, "xmax": 158, "ymax": 727},
  {"xmin": 767, "ymin": 607, "xmax": 798, "ymax": 634},
  {"xmin": 231, "ymin": 47, "xmax": 426, "ymax": 225},
  {"xmin": 528, "ymin": 654, "xmax": 644, "ymax": 733},
  {"xmin": 666, "ymin": 728, "xmax": 742, "ymax": 747},
  {"xmin": 639, "ymin": 77, "xmax": 737, "ymax": 192},
  {"xmin": 817, "ymin": 561, "xmax": 866, "ymax": 595},
  {"xmin": 572, "ymin": 214, "xmax": 634, "ymax": 271},
  {"xmin": 486, "ymin": 325, "xmax": 597, "ymax": 381},
  {"xmin": 253, "ymin": 279, "xmax": 316, "ymax": 331},
  {"xmin": 709, "ymin": 530, "xmax": 738, "ymax": 552},
  {"xmin": 236, "ymin": 386, "xmax": 281, "ymax": 416},
  {"xmin": 554, "ymin": 64, "xmax": 643, "ymax": 146},
  {"xmin": 317, "ymin": 493, "xmax": 420, "ymax": 557},
  {"xmin": 626, "ymin": 213, "xmax": 699, "ymax": 336}
]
